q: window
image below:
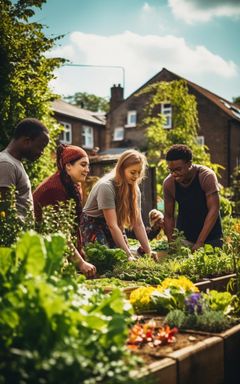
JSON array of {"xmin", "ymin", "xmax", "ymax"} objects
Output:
[
  {"xmin": 82, "ymin": 126, "xmax": 94, "ymax": 148},
  {"xmin": 161, "ymin": 103, "xmax": 172, "ymax": 129},
  {"xmin": 113, "ymin": 127, "xmax": 124, "ymax": 141},
  {"xmin": 59, "ymin": 121, "xmax": 72, "ymax": 144},
  {"xmin": 197, "ymin": 136, "xmax": 205, "ymax": 146},
  {"xmin": 126, "ymin": 110, "xmax": 137, "ymax": 127}
]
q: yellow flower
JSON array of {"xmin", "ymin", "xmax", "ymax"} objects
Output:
[
  {"xmin": 157, "ymin": 276, "xmax": 199, "ymax": 293},
  {"xmin": 130, "ymin": 286, "xmax": 155, "ymax": 306},
  {"xmin": 0, "ymin": 211, "xmax": 6, "ymax": 218}
]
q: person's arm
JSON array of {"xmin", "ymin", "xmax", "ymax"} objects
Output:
[
  {"xmin": 132, "ymin": 216, "xmax": 151, "ymax": 254},
  {"xmin": 192, "ymin": 192, "xmax": 220, "ymax": 251},
  {"xmin": 103, "ymin": 208, "xmax": 134, "ymax": 259},
  {"xmin": 164, "ymin": 194, "xmax": 176, "ymax": 242},
  {"xmin": 71, "ymin": 246, "xmax": 96, "ymax": 278}
]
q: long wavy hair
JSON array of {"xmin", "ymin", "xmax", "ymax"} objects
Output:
[{"xmin": 113, "ymin": 150, "xmax": 147, "ymax": 229}]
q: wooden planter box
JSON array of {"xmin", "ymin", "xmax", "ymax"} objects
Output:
[
  {"xmin": 195, "ymin": 279, "xmax": 211, "ymax": 292},
  {"xmin": 220, "ymin": 323, "xmax": 240, "ymax": 384},
  {"xmin": 167, "ymin": 335, "xmax": 224, "ymax": 384},
  {"xmin": 209, "ymin": 273, "xmax": 236, "ymax": 292},
  {"xmin": 136, "ymin": 358, "xmax": 177, "ymax": 384}
]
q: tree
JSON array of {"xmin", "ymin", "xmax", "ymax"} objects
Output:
[
  {"xmin": 138, "ymin": 80, "xmax": 222, "ymax": 192},
  {"xmin": 64, "ymin": 92, "xmax": 109, "ymax": 112},
  {"xmin": 0, "ymin": 0, "xmax": 65, "ymax": 188},
  {"xmin": 233, "ymin": 96, "xmax": 240, "ymax": 105}
]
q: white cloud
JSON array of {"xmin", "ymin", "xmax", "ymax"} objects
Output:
[
  {"xmin": 142, "ymin": 2, "xmax": 154, "ymax": 13},
  {"xmin": 168, "ymin": 0, "xmax": 240, "ymax": 23},
  {"xmin": 49, "ymin": 31, "xmax": 238, "ymax": 100}
]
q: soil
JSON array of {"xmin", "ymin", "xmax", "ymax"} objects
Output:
[
  {"xmin": 128, "ymin": 316, "xmax": 208, "ymax": 364},
  {"xmin": 130, "ymin": 332, "xmax": 207, "ymax": 364}
]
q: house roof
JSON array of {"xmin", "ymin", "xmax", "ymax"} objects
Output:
[
  {"xmin": 114, "ymin": 68, "xmax": 240, "ymax": 123},
  {"xmin": 52, "ymin": 99, "xmax": 106, "ymax": 126}
]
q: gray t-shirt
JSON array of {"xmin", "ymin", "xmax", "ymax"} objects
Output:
[
  {"xmin": 83, "ymin": 176, "xmax": 141, "ymax": 217},
  {"xmin": 0, "ymin": 149, "xmax": 33, "ymax": 218}
]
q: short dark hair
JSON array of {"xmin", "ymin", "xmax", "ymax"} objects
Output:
[
  {"xmin": 166, "ymin": 144, "xmax": 192, "ymax": 162},
  {"xmin": 13, "ymin": 118, "xmax": 49, "ymax": 140}
]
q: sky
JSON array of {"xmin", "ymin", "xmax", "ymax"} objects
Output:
[{"xmin": 33, "ymin": 0, "xmax": 240, "ymax": 101}]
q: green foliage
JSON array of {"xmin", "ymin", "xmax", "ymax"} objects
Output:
[
  {"xmin": 187, "ymin": 310, "xmax": 232, "ymax": 332},
  {"xmin": 0, "ymin": 187, "xmax": 34, "ymax": 247},
  {"xmin": 230, "ymin": 165, "xmax": 240, "ymax": 215},
  {"xmin": 220, "ymin": 194, "xmax": 233, "ymax": 218},
  {"xmin": 174, "ymin": 245, "xmax": 233, "ymax": 282},
  {"xmin": 137, "ymin": 80, "xmax": 222, "ymax": 191},
  {"xmin": 232, "ymin": 96, "xmax": 240, "ymax": 104},
  {"xmin": 0, "ymin": 0, "xmax": 65, "ymax": 188},
  {"xmin": 64, "ymin": 91, "xmax": 109, "ymax": 112},
  {"xmin": 85, "ymin": 242, "xmax": 128, "ymax": 275},
  {"xmin": 165, "ymin": 308, "xmax": 232, "ymax": 332},
  {"xmin": 0, "ymin": 231, "xmax": 139, "ymax": 383},
  {"xmin": 203, "ymin": 290, "xmax": 233, "ymax": 313},
  {"xmin": 164, "ymin": 309, "xmax": 187, "ymax": 328},
  {"xmin": 36, "ymin": 199, "xmax": 78, "ymax": 259},
  {"xmin": 108, "ymin": 255, "xmax": 170, "ymax": 284}
]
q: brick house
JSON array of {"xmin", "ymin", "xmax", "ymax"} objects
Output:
[
  {"xmin": 52, "ymin": 99, "xmax": 106, "ymax": 154},
  {"xmin": 106, "ymin": 68, "xmax": 240, "ymax": 186}
]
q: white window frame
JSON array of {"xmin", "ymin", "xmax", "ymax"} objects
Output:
[
  {"xmin": 161, "ymin": 103, "xmax": 172, "ymax": 129},
  {"xmin": 126, "ymin": 110, "xmax": 137, "ymax": 127},
  {"xmin": 59, "ymin": 121, "xmax": 72, "ymax": 144},
  {"xmin": 113, "ymin": 127, "xmax": 124, "ymax": 141},
  {"xmin": 82, "ymin": 126, "xmax": 94, "ymax": 149},
  {"xmin": 197, "ymin": 136, "xmax": 205, "ymax": 146}
]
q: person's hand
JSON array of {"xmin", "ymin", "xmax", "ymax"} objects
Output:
[
  {"xmin": 149, "ymin": 209, "xmax": 164, "ymax": 230},
  {"xmin": 79, "ymin": 260, "xmax": 96, "ymax": 278},
  {"xmin": 192, "ymin": 241, "xmax": 204, "ymax": 252},
  {"xmin": 128, "ymin": 255, "xmax": 137, "ymax": 261}
]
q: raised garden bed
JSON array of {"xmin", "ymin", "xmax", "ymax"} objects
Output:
[{"xmin": 134, "ymin": 321, "xmax": 240, "ymax": 384}]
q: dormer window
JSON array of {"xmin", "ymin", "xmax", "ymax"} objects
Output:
[
  {"xmin": 161, "ymin": 103, "xmax": 172, "ymax": 129},
  {"xmin": 126, "ymin": 110, "xmax": 137, "ymax": 127}
]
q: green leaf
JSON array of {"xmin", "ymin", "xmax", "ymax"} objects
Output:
[
  {"xmin": 0, "ymin": 247, "xmax": 12, "ymax": 277},
  {"xmin": 44, "ymin": 233, "xmax": 66, "ymax": 274},
  {"xmin": 15, "ymin": 231, "xmax": 46, "ymax": 275}
]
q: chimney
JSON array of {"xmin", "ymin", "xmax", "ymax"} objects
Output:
[{"xmin": 110, "ymin": 84, "xmax": 124, "ymax": 111}]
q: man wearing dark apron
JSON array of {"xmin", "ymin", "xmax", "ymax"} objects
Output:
[{"xmin": 163, "ymin": 144, "xmax": 222, "ymax": 251}]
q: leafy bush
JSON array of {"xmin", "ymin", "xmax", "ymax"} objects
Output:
[
  {"xmin": 0, "ymin": 188, "xmax": 34, "ymax": 247},
  {"xmin": 174, "ymin": 245, "xmax": 233, "ymax": 281},
  {"xmin": 84, "ymin": 242, "xmax": 128, "ymax": 275},
  {"xmin": 0, "ymin": 231, "xmax": 139, "ymax": 384},
  {"xmin": 164, "ymin": 309, "xmax": 187, "ymax": 329},
  {"xmin": 203, "ymin": 290, "xmax": 233, "ymax": 313},
  {"xmin": 36, "ymin": 199, "xmax": 78, "ymax": 259}
]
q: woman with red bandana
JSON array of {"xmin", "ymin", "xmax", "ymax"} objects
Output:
[{"xmin": 33, "ymin": 144, "xmax": 96, "ymax": 277}]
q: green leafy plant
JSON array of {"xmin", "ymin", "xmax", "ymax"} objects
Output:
[
  {"xmin": 84, "ymin": 242, "xmax": 128, "ymax": 274},
  {"xmin": 0, "ymin": 231, "xmax": 140, "ymax": 384},
  {"xmin": 0, "ymin": 187, "xmax": 34, "ymax": 247},
  {"xmin": 203, "ymin": 290, "xmax": 233, "ymax": 313}
]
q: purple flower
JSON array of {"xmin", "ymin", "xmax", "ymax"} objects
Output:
[{"xmin": 185, "ymin": 293, "xmax": 202, "ymax": 314}]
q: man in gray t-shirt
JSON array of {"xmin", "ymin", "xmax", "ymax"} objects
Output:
[{"xmin": 0, "ymin": 118, "xmax": 49, "ymax": 219}]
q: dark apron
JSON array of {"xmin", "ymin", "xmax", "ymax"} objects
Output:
[{"xmin": 175, "ymin": 171, "xmax": 222, "ymax": 243}]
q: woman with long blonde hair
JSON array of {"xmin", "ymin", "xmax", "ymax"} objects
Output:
[{"xmin": 80, "ymin": 149, "xmax": 152, "ymax": 259}]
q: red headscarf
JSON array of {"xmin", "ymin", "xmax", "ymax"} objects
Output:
[{"xmin": 57, "ymin": 144, "xmax": 87, "ymax": 171}]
